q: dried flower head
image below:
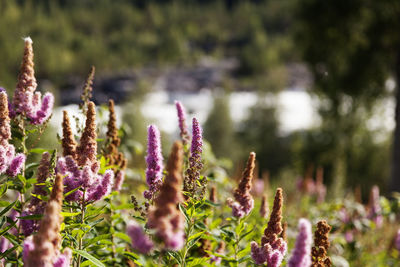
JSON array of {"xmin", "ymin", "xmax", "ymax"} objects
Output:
[
  {"xmin": 104, "ymin": 99, "xmax": 127, "ymax": 191},
  {"xmin": 311, "ymin": 220, "xmax": 332, "ymax": 267},
  {"xmin": 260, "ymin": 194, "xmax": 269, "ymax": 218},
  {"xmin": 143, "ymin": 125, "xmax": 163, "ymax": 199},
  {"xmin": 288, "ymin": 218, "xmax": 312, "ymax": 267},
  {"xmin": 147, "ymin": 141, "xmax": 185, "ymax": 250},
  {"xmin": 62, "ymin": 111, "xmax": 77, "ymax": 159},
  {"xmin": 21, "ymin": 152, "xmax": 51, "ymax": 236},
  {"xmin": 227, "ymin": 152, "xmax": 256, "ymax": 218},
  {"xmin": 80, "ymin": 66, "xmax": 95, "ymax": 113},
  {"xmin": 76, "ymin": 101, "xmax": 98, "ymax": 168},
  {"xmin": 0, "ymin": 92, "xmax": 11, "ymax": 144},
  {"xmin": 210, "ymin": 186, "xmax": 217, "ymax": 203},
  {"xmin": 23, "ymin": 174, "xmax": 72, "ymax": 267},
  {"xmin": 251, "ymin": 188, "xmax": 286, "ymax": 266}
]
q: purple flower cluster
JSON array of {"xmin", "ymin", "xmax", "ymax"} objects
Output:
[
  {"xmin": 175, "ymin": 101, "xmax": 190, "ymax": 144},
  {"xmin": 127, "ymin": 222, "xmax": 154, "ymax": 254},
  {"xmin": 367, "ymin": 185, "xmax": 383, "ymax": 228},
  {"xmin": 144, "ymin": 125, "xmax": 163, "ymax": 200},
  {"xmin": 23, "ymin": 237, "xmax": 72, "ymax": 267},
  {"xmin": 57, "ymin": 156, "xmax": 114, "ymax": 202},
  {"xmin": 227, "ymin": 197, "xmax": 254, "ymax": 218},
  {"xmin": 190, "ymin": 118, "xmax": 203, "ymax": 163},
  {"xmin": 251, "ymin": 238, "xmax": 287, "ymax": 267},
  {"xmin": 288, "ymin": 219, "xmax": 312, "ymax": 267}
]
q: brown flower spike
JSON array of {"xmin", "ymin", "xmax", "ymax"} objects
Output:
[
  {"xmin": 104, "ymin": 100, "xmax": 127, "ymax": 191},
  {"xmin": 227, "ymin": 152, "xmax": 256, "ymax": 217},
  {"xmin": 13, "ymin": 37, "xmax": 37, "ymax": 113},
  {"xmin": 311, "ymin": 220, "xmax": 332, "ymax": 267},
  {"xmin": 0, "ymin": 92, "xmax": 11, "ymax": 145},
  {"xmin": 147, "ymin": 141, "xmax": 185, "ymax": 250},
  {"xmin": 80, "ymin": 66, "xmax": 95, "ymax": 113},
  {"xmin": 260, "ymin": 194, "xmax": 269, "ymax": 218},
  {"xmin": 61, "ymin": 110, "xmax": 77, "ymax": 159},
  {"xmin": 262, "ymin": 188, "xmax": 283, "ymax": 245},
  {"xmin": 25, "ymin": 174, "xmax": 70, "ymax": 267},
  {"xmin": 76, "ymin": 101, "xmax": 97, "ymax": 167},
  {"xmin": 209, "ymin": 186, "xmax": 217, "ymax": 203}
]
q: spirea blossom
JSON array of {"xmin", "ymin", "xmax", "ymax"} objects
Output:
[
  {"xmin": 147, "ymin": 141, "xmax": 185, "ymax": 250},
  {"xmin": 183, "ymin": 118, "xmax": 203, "ymax": 195},
  {"xmin": 144, "ymin": 125, "xmax": 163, "ymax": 199},
  {"xmin": 175, "ymin": 101, "xmax": 190, "ymax": 144},
  {"xmin": 12, "ymin": 37, "xmax": 54, "ymax": 124},
  {"xmin": 288, "ymin": 219, "xmax": 312, "ymax": 267},
  {"xmin": 227, "ymin": 152, "xmax": 256, "ymax": 217},
  {"xmin": 23, "ymin": 174, "xmax": 72, "ymax": 267},
  {"xmin": 57, "ymin": 156, "xmax": 114, "ymax": 202},
  {"xmin": 127, "ymin": 222, "xmax": 154, "ymax": 254},
  {"xmin": 251, "ymin": 188, "xmax": 287, "ymax": 266}
]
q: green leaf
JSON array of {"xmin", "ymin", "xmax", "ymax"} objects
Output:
[
  {"xmin": 0, "ymin": 201, "xmax": 16, "ymax": 217},
  {"xmin": 0, "ymin": 201, "xmax": 11, "ymax": 207},
  {"xmin": 18, "ymin": 214, "xmax": 43, "ymax": 220},
  {"xmin": 73, "ymin": 249, "xmax": 105, "ymax": 267},
  {"xmin": 84, "ymin": 234, "xmax": 112, "ymax": 247},
  {"xmin": 187, "ymin": 231, "xmax": 205, "ymax": 242},
  {"xmin": 0, "ymin": 184, "xmax": 7, "ymax": 198},
  {"xmin": 29, "ymin": 148, "xmax": 48, "ymax": 154},
  {"xmin": 114, "ymin": 232, "xmax": 131, "ymax": 243},
  {"xmin": 60, "ymin": 212, "xmax": 81, "ymax": 217}
]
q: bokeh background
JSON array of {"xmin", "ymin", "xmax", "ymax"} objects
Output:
[{"xmin": 0, "ymin": 0, "xmax": 399, "ymax": 200}]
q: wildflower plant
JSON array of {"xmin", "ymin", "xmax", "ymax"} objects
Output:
[{"xmin": 0, "ymin": 38, "xmax": 399, "ymax": 267}]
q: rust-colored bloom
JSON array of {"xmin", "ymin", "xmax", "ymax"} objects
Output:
[
  {"xmin": 13, "ymin": 37, "xmax": 37, "ymax": 114},
  {"xmin": 251, "ymin": 188, "xmax": 286, "ymax": 266},
  {"xmin": 147, "ymin": 141, "xmax": 185, "ymax": 250},
  {"xmin": 104, "ymin": 99, "xmax": 127, "ymax": 191},
  {"xmin": 62, "ymin": 111, "xmax": 77, "ymax": 159},
  {"xmin": 0, "ymin": 92, "xmax": 11, "ymax": 145},
  {"xmin": 23, "ymin": 174, "xmax": 72, "ymax": 267},
  {"xmin": 311, "ymin": 220, "xmax": 332, "ymax": 267},
  {"xmin": 76, "ymin": 101, "xmax": 98, "ymax": 168},
  {"xmin": 209, "ymin": 186, "xmax": 217, "ymax": 203},
  {"xmin": 281, "ymin": 221, "xmax": 287, "ymax": 242},
  {"xmin": 262, "ymin": 188, "xmax": 283, "ymax": 245},
  {"xmin": 227, "ymin": 152, "xmax": 256, "ymax": 217},
  {"xmin": 260, "ymin": 194, "xmax": 269, "ymax": 218}
]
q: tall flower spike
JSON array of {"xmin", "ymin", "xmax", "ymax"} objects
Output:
[
  {"xmin": 288, "ymin": 219, "xmax": 312, "ymax": 267},
  {"xmin": 147, "ymin": 141, "xmax": 185, "ymax": 250},
  {"xmin": 260, "ymin": 194, "xmax": 269, "ymax": 218},
  {"xmin": 210, "ymin": 186, "xmax": 217, "ymax": 203},
  {"xmin": 76, "ymin": 101, "xmax": 98, "ymax": 168},
  {"xmin": 227, "ymin": 152, "xmax": 256, "ymax": 218},
  {"xmin": 23, "ymin": 174, "xmax": 72, "ymax": 267},
  {"xmin": 80, "ymin": 66, "xmax": 95, "ymax": 113},
  {"xmin": 175, "ymin": 101, "xmax": 190, "ymax": 145},
  {"xmin": 183, "ymin": 118, "xmax": 203, "ymax": 196},
  {"xmin": 251, "ymin": 188, "xmax": 286, "ymax": 266},
  {"xmin": 395, "ymin": 229, "xmax": 400, "ymax": 252},
  {"xmin": 311, "ymin": 220, "xmax": 332, "ymax": 267},
  {"xmin": 62, "ymin": 111, "xmax": 77, "ymax": 159},
  {"xmin": 104, "ymin": 99, "xmax": 127, "ymax": 191},
  {"xmin": 143, "ymin": 125, "xmax": 163, "ymax": 199},
  {"xmin": 13, "ymin": 37, "xmax": 37, "ymax": 115}
]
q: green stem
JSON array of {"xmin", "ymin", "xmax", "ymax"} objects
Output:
[{"xmin": 77, "ymin": 192, "xmax": 86, "ymax": 267}]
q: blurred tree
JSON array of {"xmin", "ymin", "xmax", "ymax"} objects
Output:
[
  {"xmin": 204, "ymin": 92, "xmax": 236, "ymax": 159},
  {"xmin": 238, "ymin": 97, "xmax": 291, "ymax": 177},
  {"xmin": 296, "ymin": 0, "xmax": 400, "ymax": 191}
]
